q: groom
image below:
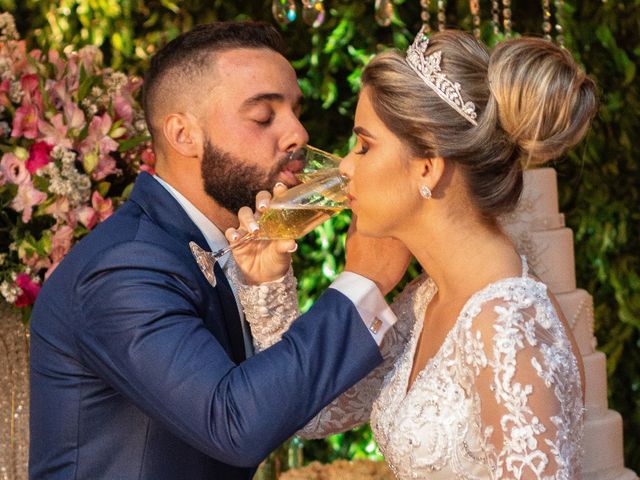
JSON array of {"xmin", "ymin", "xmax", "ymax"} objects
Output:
[{"xmin": 29, "ymin": 21, "xmax": 405, "ymax": 479}]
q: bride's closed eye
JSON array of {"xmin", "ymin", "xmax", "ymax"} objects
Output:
[{"xmin": 354, "ymin": 142, "xmax": 369, "ymax": 155}]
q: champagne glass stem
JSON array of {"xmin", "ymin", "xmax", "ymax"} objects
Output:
[{"xmin": 212, "ymin": 231, "xmax": 260, "ymax": 260}]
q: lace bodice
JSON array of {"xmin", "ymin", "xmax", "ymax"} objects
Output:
[
  {"xmin": 235, "ymin": 259, "xmax": 584, "ymax": 479},
  {"xmin": 371, "ymin": 261, "xmax": 584, "ymax": 479}
]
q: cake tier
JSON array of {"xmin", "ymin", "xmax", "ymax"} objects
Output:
[
  {"xmin": 500, "ymin": 168, "xmax": 561, "ymax": 230},
  {"xmin": 556, "ymin": 289, "xmax": 596, "ymax": 355},
  {"xmin": 583, "ymin": 409, "xmax": 629, "ymax": 479},
  {"xmin": 583, "ymin": 351, "xmax": 608, "ymax": 413},
  {"xmin": 512, "ymin": 227, "xmax": 576, "ymax": 294}
]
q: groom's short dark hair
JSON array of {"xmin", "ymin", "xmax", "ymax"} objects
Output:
[{"xmin": 142, "ymin": 21, "xmax": 286, "ymax": 140}]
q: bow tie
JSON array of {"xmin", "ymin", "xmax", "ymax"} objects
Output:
[{"xmin": 189, "ymin": 241, "xmax": 218, "ymax": 287}]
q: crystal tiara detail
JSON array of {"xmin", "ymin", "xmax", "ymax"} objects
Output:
[{"xmin": 405, "ymin": 27, "xmax": 478, "ymax": 126}]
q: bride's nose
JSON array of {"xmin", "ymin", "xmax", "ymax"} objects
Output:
[{"xmin": 339, "ymin": 151, "xmax": 354, "ymax": 180}]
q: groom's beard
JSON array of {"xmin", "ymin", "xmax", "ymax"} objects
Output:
[{"xmin": 201, "ymin": 139, "xmax": 288, "ymax": 214}]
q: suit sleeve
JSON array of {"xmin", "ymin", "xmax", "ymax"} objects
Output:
[{"xmin": 73, "ymin": 241, "xmax": 383, "ymax": 467}]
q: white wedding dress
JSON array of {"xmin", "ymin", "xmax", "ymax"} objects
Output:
[{"xmin": 232, "ymin": 257, "xmax": 584, "ymax": 479}]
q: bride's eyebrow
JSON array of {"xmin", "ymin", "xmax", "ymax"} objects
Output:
[{"xmin": 353, "ymin": 126, "xmax": 376, "ymax": 139}]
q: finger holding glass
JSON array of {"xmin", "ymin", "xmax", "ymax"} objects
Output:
[
  {"xmin": 226, "ymin": 185, "xmax": 297, "ymax": 285},
  {"xmin": 225, "ymin": 168, "xmax": 349, "ymax": 284}
]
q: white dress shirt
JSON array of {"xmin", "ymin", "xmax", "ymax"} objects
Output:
[{"xmin": 153, "ymin": 175, "xmax": 397, "ymax": 351}]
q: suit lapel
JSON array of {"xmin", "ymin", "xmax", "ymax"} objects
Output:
[{"xmin": 129, "ymin": 172, "xmax": 246, "ymax": 364}]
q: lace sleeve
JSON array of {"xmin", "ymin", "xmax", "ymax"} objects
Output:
[
  {"xmin": 297, "ymin": 275, "xmax": 427, "ymax": 439},
  {"xmin": 462, "ymin": 291, "xmax": 584, "ymax": 479},
  {"xmin": 228, "ymin": 264, "xmax": 299, "ymax": 351}
]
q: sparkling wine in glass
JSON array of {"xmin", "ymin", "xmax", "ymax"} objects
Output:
[{"xmin": 212, "ymin": 168, "xmax": 348, "ymax": 260}]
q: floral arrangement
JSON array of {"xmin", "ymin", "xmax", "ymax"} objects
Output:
[
  {"xmin": 279, "ymin": 459, "xmax": 395, "ymax": 480},
  {"xmin": 0, "ymin": 12, "xmax": 153, "ymax": 316}
]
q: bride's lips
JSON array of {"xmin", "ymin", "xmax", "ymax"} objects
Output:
[{"xmin": 346, "ymin": 193, "xmax": 356, "ymax": 207}]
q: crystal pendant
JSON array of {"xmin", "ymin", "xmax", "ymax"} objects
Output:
[
  {"xmin": 374, "ymin": 0, "xmax": 395, "ymax": 27},
  {"xmin": 272, "ymin": 0, "xmax": 297, "ymax": 25},
  {"xmin": 302, "ymin": 0, "xmax": 326, "ymax": 28}
]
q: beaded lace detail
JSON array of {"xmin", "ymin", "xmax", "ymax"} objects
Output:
[
  {"xmin": 228, "ymin": 264, "xmax": 299, "ymax": 351},
  {"xmin": 371, "ymin": 258, "xmax": 584, "ymax": 479},
  {"xmin": 236, "ymin": 258, "xmax": 583, "ymax": 478}
]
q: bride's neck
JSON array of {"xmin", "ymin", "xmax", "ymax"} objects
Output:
[{"xmin": 402, "ymin": 217, "xmax": 521, "ymax": 300}]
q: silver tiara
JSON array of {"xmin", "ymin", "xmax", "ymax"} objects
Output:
[{"xmin": 405, "ymin": 27, "xmax": 478, "ymax": 126}]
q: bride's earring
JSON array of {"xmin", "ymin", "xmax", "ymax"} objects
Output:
[{"xmin": 419, "ymin": 184, "xmax": 432, "ymax": 199}]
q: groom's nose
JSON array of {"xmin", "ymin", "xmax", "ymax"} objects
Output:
[{"xmin": 279, "ymin": 115, "xmax": 309, "ymax": 154}]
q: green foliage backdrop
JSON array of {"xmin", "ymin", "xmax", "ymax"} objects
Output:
[{"xmin": 4, "ymin": 0, "xmax": 639, "ymax": 472}]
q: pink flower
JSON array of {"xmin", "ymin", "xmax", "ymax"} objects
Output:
[
  {"xmin": 20, "ymin": 74, "xmax": 39, "ymax": 95},
  {"xmin": 91, "ymin": 190, "xmax": 113, "ymax": 222},
  {"xmin": 38, "ymin": 113, "xmax": 72, "ymax": 149},
  {"xmin": 26, "ymin": 141, "xmax": 53, "ymax": 173},
  {"xmin": 45, "ymin": 196, "xmax": 70, "ymax": 221},
  {"xmin": 141, "ymin": 148, "xmax": 156, "ymax": 167},
  {"xmin": 113, "ymin": 95, "xmax": 133, "ymax": 124},
  {"xmin": 76, "ymin": 205, "xmax": 98, "ymax": 229},
  {"xmin": 20, "ymin": 74, "xmax": 42, "ymax": 109},
  {"xmin": 46, "ymin": 78, "xmax": 70, "ymax": 108},
  {"xmin": 0, "ymin": 79, "xmax": 10, "ymax": 107},
  {"xmin": 77, "ymin": 45, "xmax": 103, "ymax": 75},
  {"xmin": 50, "ymin": 225, "xmax": 74, "ymax": 263},
  {"xmin": 14, "ymin": 273, "xmax": 41, "ymax": 307},
  {"xmin": 11, "ymin": 101, "xmax": 39, "ymax": 139},
  {"xmin": 80, "ymin": 114, "xmax": 119, "ymax": 179},
  {"xmin": 1, "ymin": 152, "xmax": 29, "ymax": 185},
  {"xmin": 47, "ymin": 50, "xmax": 67, "ymax": 79},
  {"xmin": 11, "ymin": 180, "xmax": 47, "ymax": 223},
  {"xmin": 21, "ymin": 252, "xmax": 51, "ymax": 271},
  {"xmin": 63, "ymin": 101, "xmax": 86, "ymax": 132}
]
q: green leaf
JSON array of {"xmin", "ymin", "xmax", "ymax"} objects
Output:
[{"xmin": 117, "ymin": 135, "xmax": 151, "ymax": 152}]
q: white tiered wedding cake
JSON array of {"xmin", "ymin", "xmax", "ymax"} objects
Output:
[{"xmin": 500, "ymin": 168, "xmax": 637, "ymax": 480}]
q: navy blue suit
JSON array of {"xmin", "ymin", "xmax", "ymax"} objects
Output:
[{"xmin": 29, "ymin": 172, "xmax": 382, "ymax": 479}]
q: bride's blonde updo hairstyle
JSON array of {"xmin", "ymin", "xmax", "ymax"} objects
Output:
[{"xmin": 361, "ymin": 30, "xmax": 597, "ymax": 219}]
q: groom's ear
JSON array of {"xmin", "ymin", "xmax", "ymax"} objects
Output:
[{"xmin": 162, "ymin": 112, "xmax": 203, "ymax": 158}]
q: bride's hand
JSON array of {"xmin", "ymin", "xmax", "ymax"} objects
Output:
[
  {"xmin": 225, "ymin": 183, "xmax": 297, "ymax": 285},
  {"xmin": 345, "ymin": 214, "xmax": 412, "ymax": 295}
]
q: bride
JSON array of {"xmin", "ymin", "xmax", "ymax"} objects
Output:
[{"xmin": 228, "ymin": 29, "xmax": 597, "ymax": 478}]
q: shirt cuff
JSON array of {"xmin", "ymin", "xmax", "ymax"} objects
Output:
[{"xmin": 329, "ymin": 271, "xmax": 397, "ymax": 346}]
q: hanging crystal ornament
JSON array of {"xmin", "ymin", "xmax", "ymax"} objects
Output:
[
  {"xmin": 272, "ymin": 0, "xmax": 297, "ymax": 26},
  {"xmin": 491, "ymin": 0, "xmax": 500, "ymax": 36},
  {"xmin": 554, "ymin": 0, "xmax": 565, "ymax": 47},
  {"xmin": 469, "ymin": 0, "xmax": 480, "ymax": 39},
  {"xmin": 502, "ymin": 0, "xmax": 512, "ymax": 37},
  {"xmin": 420, "ymin": 0, "xmax": 432, "ymax": 33},
  {"xmin": 375, "ymin": 0, "xmax": 395, "ymax": 27},
  {"xmin": 301, "ymin": 0, "xmax": 326, "ymax": 28},
  {"xmin": 542, "ymin": 0, "xmax": 552, "ymax": 41},
  {"xmin": 437, "ymin": 0, "xmax": 446, "ymax": 31}
]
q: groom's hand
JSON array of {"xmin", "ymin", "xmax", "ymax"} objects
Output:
[
  {"xmin": 344, "ymin": 214, "xmax": 412, "ymax": 295},
  {"xmin": 226, "ymin": 183, "xmax": 296, "ymax": 285}
]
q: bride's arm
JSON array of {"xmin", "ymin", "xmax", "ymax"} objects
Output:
[
  {"xmin": 466, "ymin": 297, "xmax": 583, "ymax": 479},
  {"xmin": 295, "ymin": 279, "xmax": 419, "ymax": 438},
  {"xmin": 231, "ymin": 264, "xmax": 423, "ymax": 438}
]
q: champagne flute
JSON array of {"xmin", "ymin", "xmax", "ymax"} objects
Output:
[
  {"xmin": 286, "ymin": 145, "xmax": 342, "ymax": 184},
  {"xmin": 212, "ymin": 168, "xmax": 348, "ymax": 260}
]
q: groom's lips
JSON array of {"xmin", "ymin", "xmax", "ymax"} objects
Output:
[
  {"xmin": 277, "ymin": 158, "xmax": 304, "ymax": 186},
  {"xmin": 277, "ymin": 169, "xmax": 299, "ymax": 186}
]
